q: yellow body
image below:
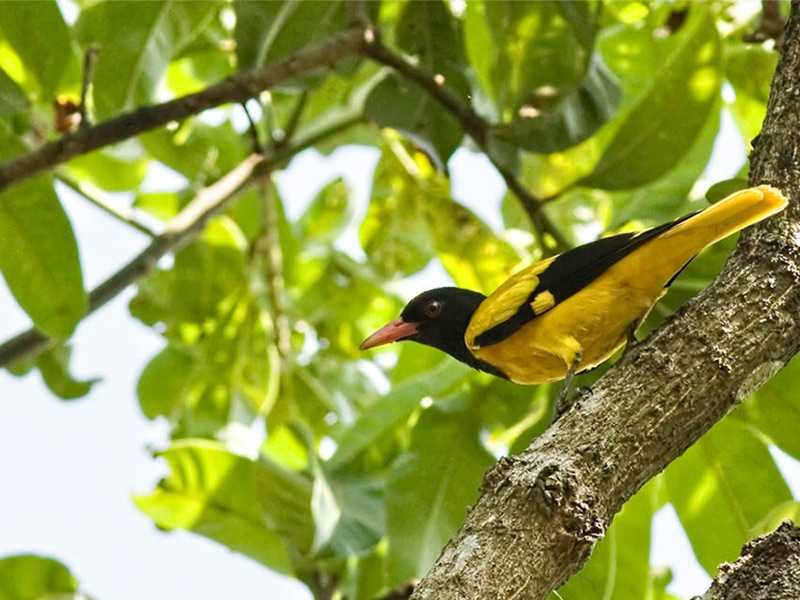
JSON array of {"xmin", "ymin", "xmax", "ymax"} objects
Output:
[{"xmin": 464, "ymin": 186, "xmax": 787, "ymax": 384}]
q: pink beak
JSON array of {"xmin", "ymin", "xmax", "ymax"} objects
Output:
[{"xmin": 359, "ymin": 319, "xmax": 420, "ymax": 350}]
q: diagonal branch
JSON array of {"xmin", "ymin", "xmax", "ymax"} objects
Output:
[
  {"xmin": 0, "ymin": 28, "xmax": 364, "ymax": 193},
  {"xmin": 361, "ymin": 32, "xmax": 570, "ymax": 252},
  {"xmin": 699, "ymin": 521, "xmax": 800, "ymax": 600},
  {"xmin": 0, "ymin": 114, "xmax": 365, "ymax": 369},
  {"xmin": 409, "ymin": 3, "xmax": 800, "ymax": 599}
]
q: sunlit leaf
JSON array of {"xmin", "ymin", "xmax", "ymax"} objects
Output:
[
  {"xmin": 298, "ymin": 177, "xmax": 351, "ymax": 243},
  {"xmin": 137, "ymin": 344, "xmax": 195, "ymax": 419},
  {"xmin": 136, "ymin": 439, "xmax": 309, "ymax": 573},
  {"xmin": 35, "ymin": 343, "xmax": 98, "ymax": 400},
  {"xmin": 741, "ymin": 355, "xmax": 800, "ymax": 462},
  {"xmin": 311, "ymin": 463, "xmax": 384, "ymax": 558},
  {"xmin": 328, "ymin": 360, "xmax": 470, "ymax": 470},
  {"xmin": 385, "ymin": 406, "xmax": 493, "ymax": 587},
  {"xmin": 65, "ymin": 149, "xmax": 149, "ymax": 192},
  {"xmin": 234, "ymin": 0, "xmax": 346, "ymax": 71},
  {"xmin": 0, "ymin": 175, "xmax": 86, "ymax": 338},
  {"xmin": 490, "ymin": 56, "xmax": 620, "ymax": 153},
  {"xmin": 141, "ymin": 120, "xmax": 248, "ymax": 184},
  {"xmin": 580, "ymin": 8, "xmax": 722, "ymax": 190},
  {"xmin": 0, "ymin": 67, "xmax": 28, "ymax": 117},
  {"xmin": 76, "ymin": 1, "xmax": 218, "ymax": 118},
  {"xmin": 725, "ymin": 44, "xmax": 776, "ymax": 143},
  {"xmin": 465, "ymin": 1, "xmax": 596, "ymax": 119},
  {"xmin": 0, "ymin": 0, "xmax": 78, "ymax": 98},
  {"xmin": 0, "ymin": 554, "xmax": 80, "ymax": 600},
  {"xmin": 665, "ymin": 417, "xmax": 792, "ymax": 574}
]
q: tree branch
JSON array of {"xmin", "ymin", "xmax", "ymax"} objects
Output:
[
  {"xmin": 0, "ymin": 28, "xmax": 364, "ymax": 193},
  {"xmin": 0, "ymin": 114, "xmax": 364, "ymax": 369},
  {"xmin": 361, "ymin": 32, "xmax": 569, "ymax": 252},
  {"xmin": 698, "ymin": 521, "xmax": 800, "ymax": 600},
  {"xmin": 409, "ymin": 3, "xmax": 800, "ymax": 599},
  {"xmin": 55, "ymin": 172, "xmax": 158, "ymax": 238}
]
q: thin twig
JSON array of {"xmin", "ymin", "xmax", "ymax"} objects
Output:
[
  {"xmin": 279, "ymin": 90, "xmax": 309, "ymax": 148},
  {"xmin": 79, "ymin": 45, "xmax": 99, "ymax": 129},
  {"xmin": 744, "ymin": 0, "xmax": 785, "ymax": 48},
  {"xmin": 55, "ymin": 172, "xmax": 158, "ymax": 238},
  {"xmin": 0, "ymin": 114, "xmax": 364, "ymax": 368},
  {"xmin": 0, "ymin": 28, "xmax": 364, "ymax": 193},
  {"xmin": 361, "ymin": 33, "xmax": 569, "ymax": 252},
  {"xmin": 254, "ymin": 177, "xmax": 292, "ymax": 358},
  {"xmin": 241, "ymin": 101, "xmax": 264, "ymax": 154}
]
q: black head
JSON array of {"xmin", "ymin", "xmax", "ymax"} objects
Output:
[{"xmin": 360, "ymin": 287, "xmax": 507, "ymax": 378}]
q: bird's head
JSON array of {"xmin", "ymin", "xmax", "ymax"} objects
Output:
[{"xmin": 360, "ymin": 287, "xmax": 505, "ymax": 377}]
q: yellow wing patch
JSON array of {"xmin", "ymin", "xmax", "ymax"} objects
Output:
[
  {"xmin": 531, "ymin": 290, "xmax": 555, "ymax": 314},
  {"xmin": 465, "ymin": 256, "xmax": 555, "ymax": 348}
]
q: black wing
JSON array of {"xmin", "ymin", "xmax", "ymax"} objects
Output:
[{"xmin": 474, "ymin": 213, "xmax": 695, "ymax": 347}]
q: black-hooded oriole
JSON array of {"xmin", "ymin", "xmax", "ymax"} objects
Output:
[{"xmin": 360, "ymin": 186, "xmax": 787, "ymax": 385}]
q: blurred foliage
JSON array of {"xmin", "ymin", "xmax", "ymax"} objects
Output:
[
  {"xmin": 0, "ymin": 554, "xmax": 85, "ymax": 600},
  {"xmin": 0, "ymin": 1, "xmax": 796, "ymax": 599}
]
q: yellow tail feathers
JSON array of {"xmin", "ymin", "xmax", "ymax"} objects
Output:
[{"xmin": 665, "ymin": 184, "xmax": 788, "ymax": 247}]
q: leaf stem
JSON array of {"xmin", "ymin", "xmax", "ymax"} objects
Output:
[
  {"xmin": 55, "ymin": 172, "xmax": 159, "ymax": 238},
  {"xmin": 79, "ymin": 45, "xmax": 99, "ymax": 129}
]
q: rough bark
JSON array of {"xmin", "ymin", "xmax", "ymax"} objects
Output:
[
  {"xmin": 410, "ymin": 3, "xmax": 800, "ymax": 599},
  {"xmin": 698, "ymin": 522, "xmax": 800, "ymax": 600}
]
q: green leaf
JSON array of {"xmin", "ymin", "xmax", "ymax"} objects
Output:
[
  {"xmin": 579, "ymin": 8, "xmax": 722, "ymax": 190},
  {"xmin": 741, "ymin": 355, "xmax": 800, "ymax": 461},
  {"xmin": 298, "ymin": 177, "xmax": 351, "ymax": 243},
  {"xmin": 294, "ymin": 251, "xmax": 402, "ymax": 357},
  {"xmin": 328, "ymin": 359, "xmax": 470, "ymax": 470},
  {"xmin": 665, "ymin": 417, "xmax": 792, "ymax": 574},
  {"xmin": 431, "ymin": 196, "xmax": 519, "ymax": 295},
  {"xmin": 0, "ymin": 68, "xmax": 28, "ymax": 118},
  {"xmin": 364, "ymin": 0, "xmax": 469, "ymax": 166},
  {"xmin": 705, "ymin": 177, "xmax": 749, "ymax": 204},
  {"xmin": 0, "ymin": 0, "xmax": 77, "ymax": 98},
  {"xmin": 465, "ymin": 1, "xmax": 596, "ymax": 119},
  {"xmin": 0, "ymin": 554, "xmax": 79, "ymax": 600},
  {"xmin": 359, "ymin": 142, "xmax": 436, "ymax": 278},
  {"xmin": 608, "ymin": 102, "xmax": 720, "ymax": 228},
  {"xmin": 136, "ymin": 439, "xmax": 311, "ymax": 573},
  {"xmin": 0, "ymin": 175, "xmax": 86, "ymax": 338},
  {"xmin": 65, "ymin": 149, "xmax": 149, "ymax": 192},
  {"xmin": 170, "ymin": 217, "xmax": 247, "ymax": 323},
  {"xmin": 725, "ymin": 43, "xmax": 777, "ymax": 143},
  {"xmin": 76, "ymin": 1, "xmax": 218, "ymax": 118},
  {"xmin": 35, "ymin": 343, "xmax": 98, "ymax": 400},
  {"xmin": 253, "ymin": 449, "xmax": 315, "ymax": 555},
  {"xmin": 341, "ymin": 548, "xmax": 387, "ymax": 600},
  {"xmin": 311, "ymin": 463, "xmax": 384, "ymax": 558},
  {"xmin": 490, "ymin": 56, "xmax": 620, "ymax": 153},
  {"xmin": 137, "ymin": 344, "xmax": 195, "ymax": 419},
  {"xmin": 141, "ymin": 120, "xmax": 248, "ymax": 185},
  {"xmin": 385, "ymin": 406, "xmax": 493, "ymax": 586},
  {"xmin": 556, "ymin": 478, "xmax": 657, "ymax": 600},
  {"xmin": 234, "ymin": 0, "xmax": 346, "ymax": 71}
]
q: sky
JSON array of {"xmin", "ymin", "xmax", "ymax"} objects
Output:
[{"xmin": 2, "ymin": 105, "xmax": 800, "ymax": 600}]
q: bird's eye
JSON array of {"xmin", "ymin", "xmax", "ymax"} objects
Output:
[{"xmin": 424, "ymin": 300, "xmax": 443, "ymax": 319}]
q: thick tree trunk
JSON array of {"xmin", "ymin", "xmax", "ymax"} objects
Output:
[
  {"xmin": 698, "ymin": 522, "xmax": 800, "ymax": 600},
  {"xmin": 411, "ymin": 3, "xmax": 800, "ymax": 599}
]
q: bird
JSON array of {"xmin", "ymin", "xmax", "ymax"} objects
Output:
[{"xmin": 360, "ymin": 185, "xmax": 787, "ymax": 398}]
